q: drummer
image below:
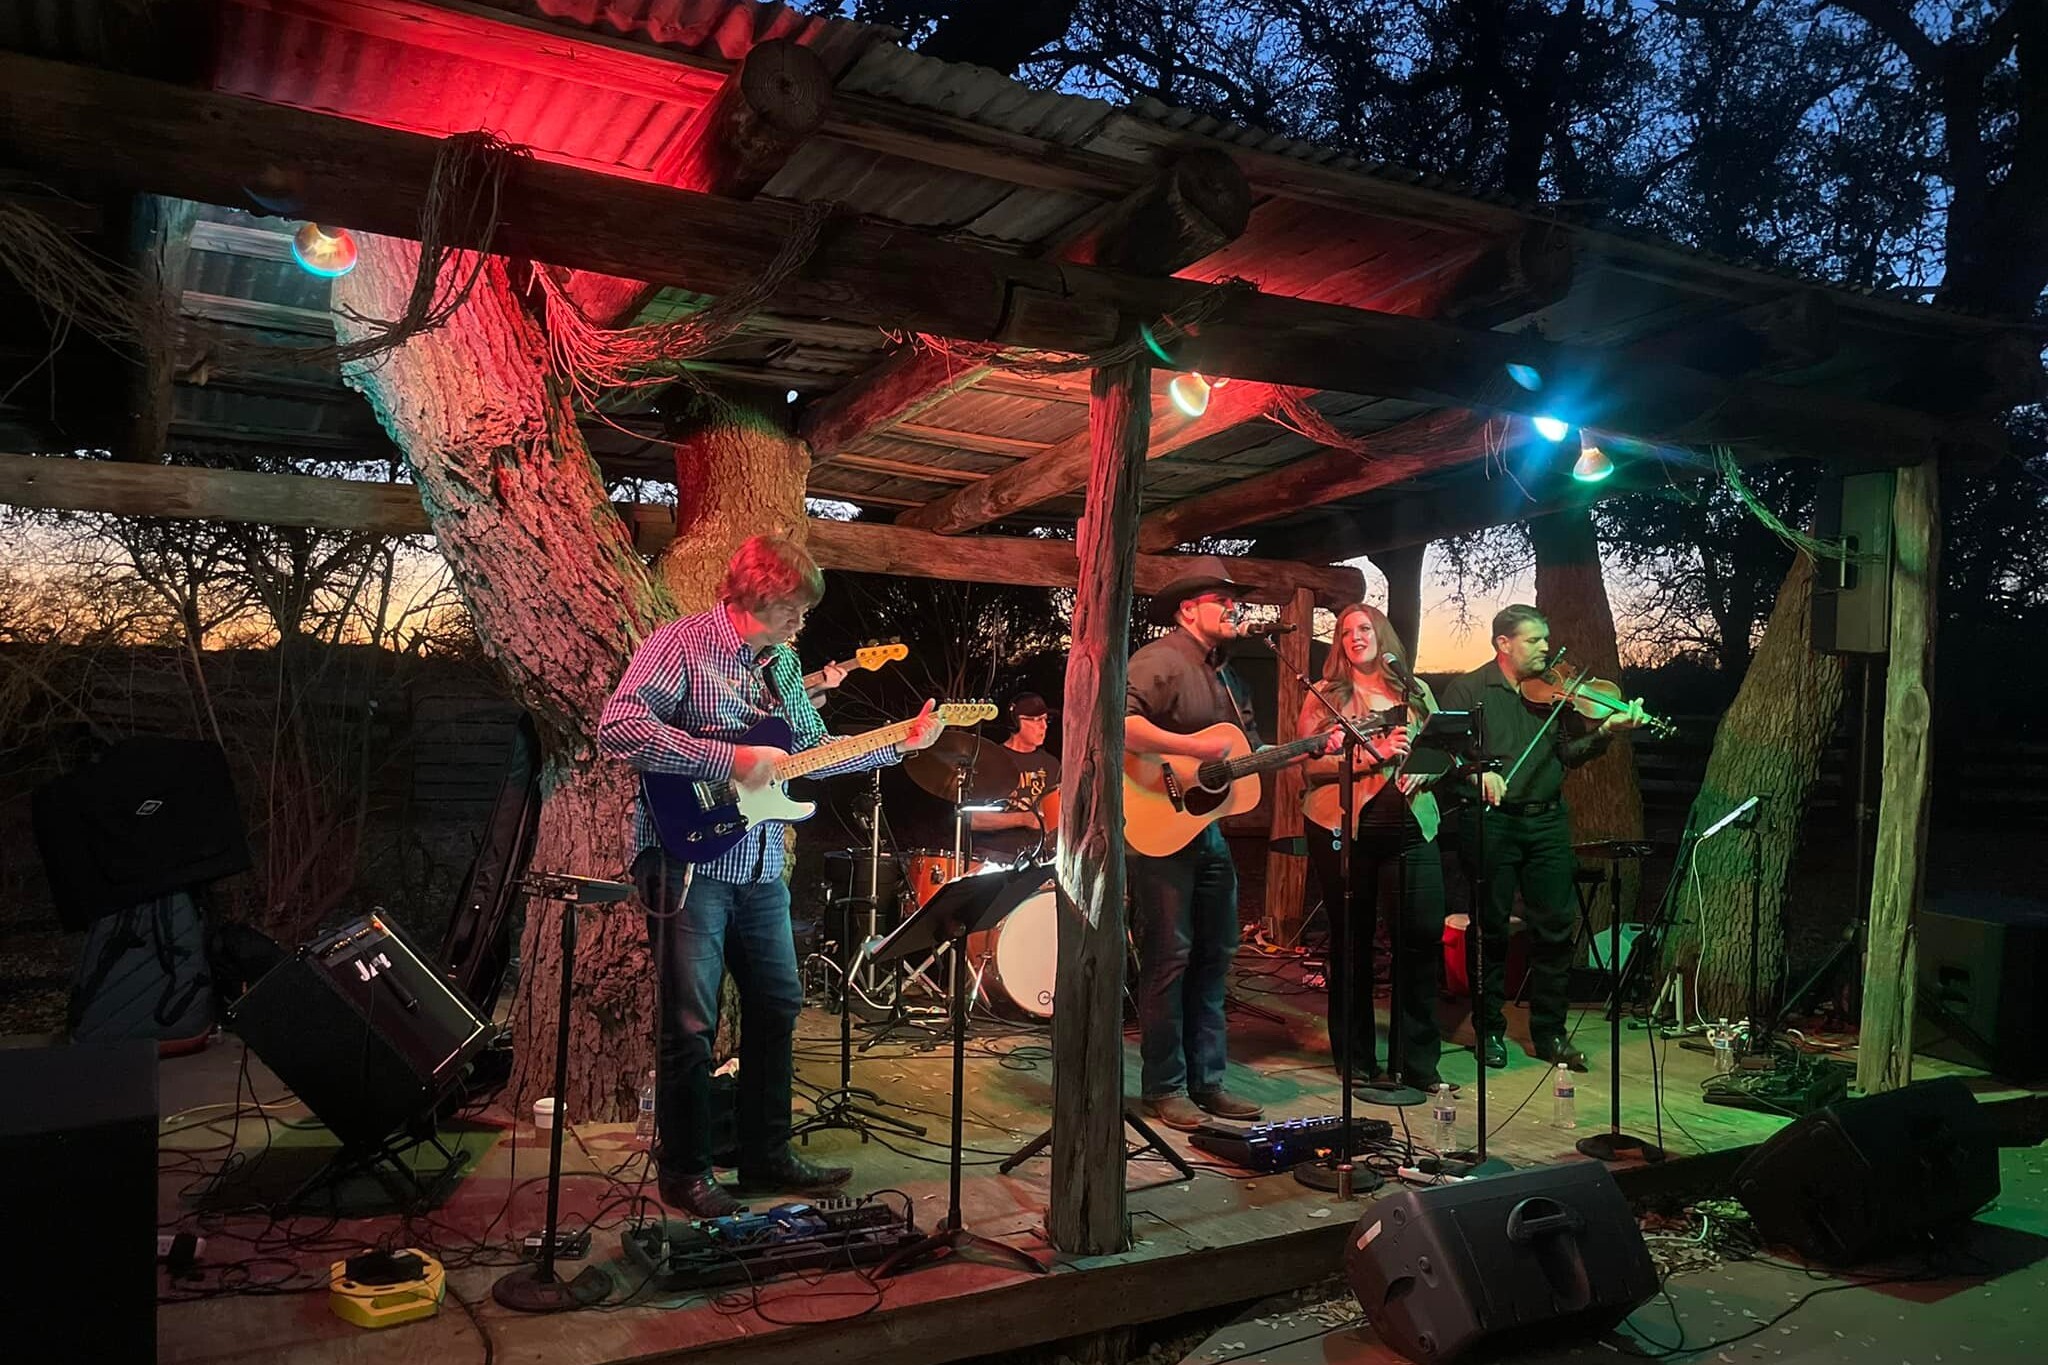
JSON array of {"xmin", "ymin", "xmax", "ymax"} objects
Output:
[{"xmin": 969, "ymin": 693, "xmax": 1061, "ymax": 866}]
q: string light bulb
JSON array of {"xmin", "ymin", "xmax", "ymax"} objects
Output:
[
  {"xmin": 1169, "ymin": 372, "xmax": 1227, "ymax": 419},
  {"xmin": 1571, "ymin": 441, "xmax": 1615, "ymax": 483},
  {"xmin": 1531, "ymin": 414, "xmax": 1571, "ymax": 442},
  {"xmin": 291, "ymin": 223, "xmax": 359, "ymax": 278}
]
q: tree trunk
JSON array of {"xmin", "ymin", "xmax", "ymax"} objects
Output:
[
  {"xmin": 1858, "ymin": 461, "xmax": 1940, "ymax": 1093},
  {"xmin": 1663, "ymin": 556, "xmax": 1845, "ymax": 1020},
  {"xmin": 1373, "ymin": 543, "xmax": 1424, "ymax": 668},
  {"xmin": 1050, "ymin": 358, "xmax": 1148, "ymax": 1256},
  {"xmin": 1531, "ymin": 507, "xmax": 1645, "ymax": 926},
  {"xmin": 335, "ymin": 237, "xmax": 671, "ymax": 1120}
]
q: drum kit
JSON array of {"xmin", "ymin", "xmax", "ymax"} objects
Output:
[{"xmin": 822, "ymin": 730, "xmax": 1058, "ymax": 1024}]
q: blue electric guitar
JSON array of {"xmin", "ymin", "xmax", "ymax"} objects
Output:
[{"xmin": 642, "ymin": 702, "xmax": 996, "ymax": 862}]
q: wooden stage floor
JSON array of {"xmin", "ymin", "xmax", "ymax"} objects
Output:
[{"xmin": 148, "ymin": 947, "xmax": 2028, "ymax": 1365}]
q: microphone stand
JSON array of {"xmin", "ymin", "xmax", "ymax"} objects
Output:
[{"xmin": 1258, "ymin": 636, "xmax": 1386, "ymax": 1197}]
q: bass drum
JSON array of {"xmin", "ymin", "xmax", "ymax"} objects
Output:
[{"xmin": 966, "ymin": 884, "xmax": 1058, "ymax": 1020}]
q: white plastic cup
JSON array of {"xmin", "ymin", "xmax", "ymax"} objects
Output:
[{"xmin": 533, "ymin": 1096, "xmax": 557, "ymax": 1131}]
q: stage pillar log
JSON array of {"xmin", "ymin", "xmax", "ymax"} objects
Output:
[
  {"xmin": 1050, "ymin": 356, "xmax": 1148, "ymax": 1256},
  {"xmin": 1262, "ymin": 587, "xmax": 1315, "ymax": 946}
]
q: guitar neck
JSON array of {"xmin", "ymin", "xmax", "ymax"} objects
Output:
[
  {"xmin": 1216, "ymin": 732, "xmax": 1328, "ymax": 781},
  {"xmin": 801, "ymin": 657, "xmax": 854, "ymax": 692},
  {"xmin": 775, "ymin": 718, "xmax": 917, "ymax": 780}
]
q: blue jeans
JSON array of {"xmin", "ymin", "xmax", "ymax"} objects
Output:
[
  {"xmin": 1130, "ymin": 824, "xmax": 1238, "ymax": 1101},
  {"xmin": 634, "ymin": 851, "xmax": 802, "ymax": 1178}
]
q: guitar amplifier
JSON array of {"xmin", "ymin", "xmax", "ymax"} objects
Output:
[{"xmin": 231, "ymin": 914, "xmax": 493, "ymax": 1150}]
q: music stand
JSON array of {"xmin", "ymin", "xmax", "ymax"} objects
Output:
[
  {"xmin": 1573, "ymin": 841, "xmax": 1667, "ymax": 1164},
  {"xmin": 493, "ymin": 873, "xmax": 628, "ymax": 1313},
  {"xmin": 866, "ymin": 866, "xmax": 1049, "ymax": 1278}
]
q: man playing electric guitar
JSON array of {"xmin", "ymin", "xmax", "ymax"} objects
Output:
[
  {"xmin": 599, "ymin": 535, "xmax": 944, "ymax": 1218},
  {"xmin": 1124, "ymin": 563, "xmax": 1339, "ymax": 1131}
]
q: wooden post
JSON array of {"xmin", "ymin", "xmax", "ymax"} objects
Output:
[
  {"xmin": 1050, "ymin": 357, "xmax": 1148, "ymax": 1256},
  {"xmin": 1262, "ymin": 587, "xmax": 1316, "ymax": 945},
  {"xmin": 121, "ymin": 193, "xmax": 197, "ymax": 462},
  {"xmin": 1374, "ymin": 544, "xmax": 1425, "ymax": 668},
  {"xmin": 1858, "ymin": 460, "xmax": 1940, "ymax": 1094}
]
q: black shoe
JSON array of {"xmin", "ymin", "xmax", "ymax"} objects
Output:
[
  {"xmin": 658, "ymin": 1170, "xmax": 742, "ymax": 1219},
  {"xmin": 1480, "ymin": 1035, "xmax": 1509, "ymax": 1069},
  {"xmin": 1405, "ymin": 1070, "xmax": 1456, "ymax": 1093},
  {"xmin": 1536, "ymin": 1038, "xmax": 1591, "ymax": 1072},
  {"xmin": 737, "ymin": 1146, "xmax": 854, "ymax": 1194}
]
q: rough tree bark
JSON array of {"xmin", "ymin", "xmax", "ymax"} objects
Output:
[
  {"xmin": 1663, "ymin": 556, "xmax": 1845, "ymax": 1019},
  {"xmin": 336, "ymin": 236, "xmax": 673, "ymax": 1121},
  {"xmin": 1531, "ymin": 507, "xmax": 1645, "ymax": 926}
]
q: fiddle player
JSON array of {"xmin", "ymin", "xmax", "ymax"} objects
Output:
[{"xmin": 1436, "ymin": 605, "xmax": 1644, "ymax": 1072}]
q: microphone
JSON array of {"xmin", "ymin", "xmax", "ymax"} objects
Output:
[
  {"xmin": 1380, "ymin": 651, "xmax": 1415, "ymax": 684},
  {"xmin": 1238, "ymin": 620, "xmax": 1297, "ymax": 638}
]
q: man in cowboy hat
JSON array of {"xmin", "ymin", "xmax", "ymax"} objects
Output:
[{"xmin": 1123, "ymin": 560, "xmax": 1276, "ymax": 1131}]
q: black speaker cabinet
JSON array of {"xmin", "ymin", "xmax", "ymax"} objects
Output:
[
  {"xmin": 1810, "ymin": 470, "xmax": 1893, "ymax": 654},
  {"xmin": 32, "ymin": 736, "xmax": 252, "ymax": 930},
  {"xmin": 231, "ymin": 914, "xmax": 493, "ymax": 1151},
  {"xmin": 1344, "ymin": 1162, "xmax": 1657, "ymax": 1364},
  {"xmin": 0, "ymin": 1042, "xmax": 157, "ymax": 1361},
  {"xmin": 1734, "ymin": 1075, "xmax": 1999, "ymax": 1265},
  {"xmin": 1916, "ymin": 895, "xmax": 2048, "ymax": 1083}
]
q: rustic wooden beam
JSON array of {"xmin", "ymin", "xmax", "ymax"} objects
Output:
[
  {"xmin": 799, "ymin": 342, "xmax": 1000, "ymax": 456},
  {"xmin": 121, "ymin": 194, "xmax": 199, "ymax": 462},
  {"xmin": 0, "ymin": 53, "xmax": 2001, "ymax": 468},
  {"xmin": 902, "ymin": 379, "xmax": 1280, "ymax": 535},
  {"xmin": 1136, "ymin": 408, "xmax": 1495, "ymax": 552},
  {"xmin": 556, "ymin": 38, "xmax": 833, "ymax": 328},
  {"xmin": 0, "ymin": 453, "xmax": 1362, "ymax": 605},
  {"xmin": 1858, "ymin": 461, "xmax": 1939, "ymax": 1094},
  {"xmin": 1049, "ymin": 359, "xmax": 1149, "ymax": 1256},
  {"xmin": 1261, "ymin": 587, "xmax": 1315, "ymax": 945}
]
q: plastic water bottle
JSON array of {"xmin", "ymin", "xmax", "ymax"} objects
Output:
[
  {"xmin": 1430, "ymin": 1083, "xmax": 1458, "ymax": 1153},
  {"xmin": 635, "ymin": 1070, "xmax": 657, "ymax": 1147},
  {"xmin": 1711, "ymin": 1018, "xmax": 1737, "ymax": 1074},
  {"xmin": 1551, "ymin": 1064, "xmax": 1577, "ymax": 1130}
]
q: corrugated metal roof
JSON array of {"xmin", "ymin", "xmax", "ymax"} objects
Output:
[{"xmin": 491, "ymin": 0, "xmax": 883, "ymax": 71}]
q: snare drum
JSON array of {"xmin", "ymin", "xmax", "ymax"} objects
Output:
[{"xmin": 966, "ymin": 884, "xmax": 1058, "ymax": 1019}]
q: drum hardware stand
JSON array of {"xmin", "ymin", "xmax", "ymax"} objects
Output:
[
  {"xmin": 868, "ymin": 868, "xmax": 1049, "ymax": 1279},
  {"xmin": 493, "ymin": 873, "xmax": 628, "ymax": 1313},
  {"xmin": 1573, "ymin": 842, "xmax": 1665, "ymax": 1164},
  {"xmin": 798, "ymin": 770, "xmax": 929, "ymax": 1144}
]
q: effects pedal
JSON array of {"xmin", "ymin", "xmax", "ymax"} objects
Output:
[
  {"xmin": 520, "ymin": 1228, "xmax": 592, "ymax": 1260},
  {"xmin": 1189, "ymin": 1113, "xmax": 1393, "ymax": 1171},
  {"xmin": 621, "ymin": 1195, "xmax": 919, "ymax": 1290}
]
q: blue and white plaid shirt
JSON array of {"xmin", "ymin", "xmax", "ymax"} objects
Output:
[{"xmin": 598, "ymin": 604, "xmax": 901, "ymax": 884}]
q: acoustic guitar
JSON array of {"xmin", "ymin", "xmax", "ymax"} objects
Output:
[
  {"xmin": 1123, "ymin": 722, "xmax": 1333, "ymax": 858},
  {"xmin": 803, "ymin": 641, "xmax": 907, "ymax": 695},
  {"xmin": 644, "ymin": 701, "xmax": 996, "ymax": 862}
]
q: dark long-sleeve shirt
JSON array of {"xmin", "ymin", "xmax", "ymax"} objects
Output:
[
  {"xmin": 1125, "ymin": 628, "xmax": 1261, "ymax": 744},
  {"xmin": 1434, "ymin": 660, "xmax": 1612, "ymax": 806}
]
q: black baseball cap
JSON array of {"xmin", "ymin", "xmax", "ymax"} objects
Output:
[{"xmin": 1009, "ymin": 692, "xmax": 1055, "ymax": 719}]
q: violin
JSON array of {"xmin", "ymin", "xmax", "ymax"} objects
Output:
[{"xmin": 1518, "ymin": 662, "xmax": 1678, "ymax": 740}]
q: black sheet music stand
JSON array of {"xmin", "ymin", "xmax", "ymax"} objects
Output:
[{"xmin": 866, "ymin": 865, "xmax": 1049, "ymax": 1278}]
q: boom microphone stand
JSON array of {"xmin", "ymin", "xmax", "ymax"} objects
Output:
[{"xmin": 797, "ymin": 769, "xmax": 926, "ymax": 1144}]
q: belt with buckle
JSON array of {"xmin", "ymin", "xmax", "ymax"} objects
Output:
[{"xmin": 1497, "ymin": 799, "xmax": 1559, "ymax": 817}]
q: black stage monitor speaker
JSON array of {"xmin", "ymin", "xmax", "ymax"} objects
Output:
[
  {"xmin": 1733, "ymin": 1075, "xmax": 1998, "ymax": 1265},
  {"xmin": 0, "ymin": 1042, "xmax": 158, "ymax": 1361},
  {"xmin": 1344, "ymin": 1162, "xmax": 1657, "ymax": 1364},
  {"xmin": 1915, "ymin": 894, "xmax": 2048, "ymax": 1084},
  {"xmin": 231, "ymin": 914, "xmax": 493, "ymax": 1151},
  {"xmin": 32, "ymin": 736, "xmax": 253, "ymax": 930},
  {"xmin": 1810, "ymin": 470, "xmax": 1893, "ymax": 655}
]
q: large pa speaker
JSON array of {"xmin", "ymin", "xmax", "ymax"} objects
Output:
[
  {"xmin": 1809, "ymin": 470, "xmax": 1893, "ymax": 654},
  {"xmin": 1733, "ymin": 1075, "xmax": 1999, "ymax": 1264},
  {"xmin": 1343, "ymin": 1162, "xmax": 1657, "ymax": 1364},
  {"xmin": 1916, "ymin": 894, "xmax": 2048, "ymax": 1083},
  {"xmin": 0, "ymin": 1042, "xmax": 157, "ymax": 1361},
  {"xmin": 32, "ymin": 736, "xmax": 252, "ymax": 930},
  {"xmin": 230, "ymin": 914, "xmax": 493, "ymax": 1151}
]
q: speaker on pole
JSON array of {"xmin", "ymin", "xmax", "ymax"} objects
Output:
[
  {"xmin": 1810, "ymin": 470, "xmax": 1894, "ymax": 655},
  {"xmin": 1733, "ymin": 1075, "xmax": 1998, "ymax": 1264},
  {"xmin": 1343, "ymin": 1162, "xmax": 1658, "ymax": 1364}
]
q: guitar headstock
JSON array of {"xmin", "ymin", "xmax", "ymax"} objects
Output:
[
  {"xmin": 935, "ymin": 700, "xmax": 999, "ymax": 727},
  {"xmin": 853, "ymin": 641, "xmax": 909, "ymax": 671}
]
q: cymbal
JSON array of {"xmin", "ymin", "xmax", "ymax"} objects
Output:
[
  {"xmin": 1573, "ymin": 839, "xmax": 1671, "ymax": 860},
  {"xmin": 903, "ymin": 732, "xmax": 1019, "ymax": 804}
]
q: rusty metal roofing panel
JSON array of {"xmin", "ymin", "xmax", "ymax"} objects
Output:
[{"xmin": 486, "ymin": 0, "xmax": 885, "ymax": 72}]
